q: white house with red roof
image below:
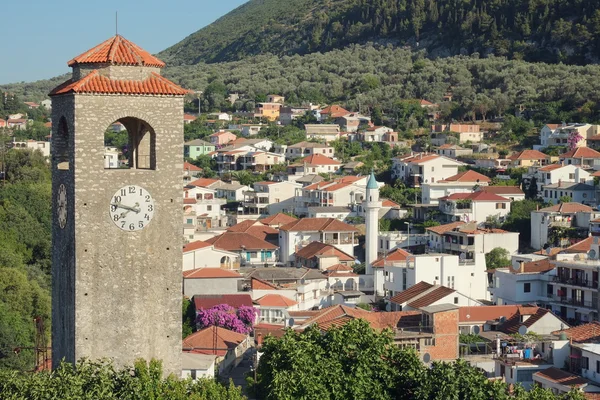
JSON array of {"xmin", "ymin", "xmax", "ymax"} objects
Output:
[
  {"xmin": 559, "ymin": 146, "xmax": 600, "ymax": 170},
  {"xmin": 183, "ymin": 161, "xmax": 203, "ymax": 182},
  {"xmin": 254, "ymin": 294, "xmax": 299, "ymax": 324},
  {"xmin": 278, "ymin": 218, "xmax": 359, "ymax": 264},
  {"xmin": 183, "ymin": 267, "xmax": 243, "ymax": 296},
  {"xmin": 182, "ymin": 326, "xmax": 251, "ymax": 374},
  {"xmin": 208, "ymin": 130, "xmax": 237, "ymax": 146},
  {"xmin": 183, "ymin": 185, "xmax": 227, "ymax": 236},
  {"xmin": 421, "ymin": 170, "xmax": 491, "ymax": 205},
  {"xmin": 530, "ymin": 202, "xmax": 599, "ymax": 250},
  {"xmin": 527, "ymin": 163, "xmax": 592, "ymax": 197},
  {"xmin": 283, "ymin": 141, "xmax": 335, "ymax": 160},
  {"xmin": 438, "ymin": 191, "xmax": 512, "ymax": 223},
  {"xmin": 183, "ymin": 240, "xmax": 241, "ymax": 271},
  {"xmin": 508, "ymin": 149, "xmax": 549, "ymax": 168},
  {"xmin": 205, "ymin": 232, "xmax": 279, "ymax": 266},
  {"xmin": 391, "ymin": 153, "xmax": 464, "ymax": 187},
  {"xmin": 435, "ymin": 144, "xmax": 473, "ymax": 158},
  {"xmin": 388, "ymin": 281, "xmax": 482, "ymax": 312},
  {"xmin": 292, "ymin": 153, "xmax": 342, "ymax": 175},
  {"xmin": 242, "ymin": 180, "xmax": 302, "ymax": 216},
  {"xmin": 537, "ymin": 123, "xmax": 600, "ymax": 150}
]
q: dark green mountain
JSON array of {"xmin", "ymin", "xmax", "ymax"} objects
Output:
[{"xmin": 159, "ymin": 0, "xmax": 600, "ymax": 65}]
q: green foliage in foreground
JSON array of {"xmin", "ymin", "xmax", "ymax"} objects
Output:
[
  {"xmin": 252, "ymin": 319, "xmax": 583, "ymax": 400},
  {"xmin": 0, "ymin": 359, "xmax": 245, "ymax": 400}
]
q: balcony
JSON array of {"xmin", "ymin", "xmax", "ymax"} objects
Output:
[
  {"xmin": 549, "ymin": 220, "xmax": 572, "ymax": 228},
  {"xmin": 548, "ymin": 295, "xmax": 596, "ymax": 309},
  {"xmin": 552, "ymin": 276, "xmax": 598, "ymax": 289}
]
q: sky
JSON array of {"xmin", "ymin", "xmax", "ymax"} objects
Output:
[{"xmin": 0, "ymin": 0, "xmax": 247, "ymax": 84}]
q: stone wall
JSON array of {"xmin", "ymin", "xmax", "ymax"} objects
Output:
[{"xmin": 51, "ymin": 91, "xmax": 184, "ymax": 376}]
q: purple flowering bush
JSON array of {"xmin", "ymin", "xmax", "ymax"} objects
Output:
[
  {"xmin": 567, "ymin": 130, "xmax": 584, "ymax": 151},
  {"xmin": 196, "ymin": 304, "xmax": 257, "ymax": 334}
]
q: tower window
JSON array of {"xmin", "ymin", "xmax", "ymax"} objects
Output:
[
  {"xmin": 104, "ymin": 117, "xmax": 156, "ymax": 170},
  {"xmin": 54, "ymin": 116, "xmax": 70, "ymax": 170}
]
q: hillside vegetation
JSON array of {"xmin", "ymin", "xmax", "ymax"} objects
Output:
[{"xmin": 160, "ymin": 0, "xmax": 600, "ymax": 65}]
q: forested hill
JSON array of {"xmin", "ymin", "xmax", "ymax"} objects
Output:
[{"xmin": 159, "ymin": 0, "xmax": 600, "ymax": 66}]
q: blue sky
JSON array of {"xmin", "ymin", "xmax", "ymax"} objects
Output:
[{"xmin": 0, "ymin": 0, "xmax": 247, "ymax": 84}]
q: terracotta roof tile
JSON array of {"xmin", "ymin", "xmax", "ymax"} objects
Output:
[
  {"xmin": 295, "ymin": 241, "xmax": 355, "ymax": 262},
  {"xmin": 205, "ymin": 232, "xmax": 278, "ymax": 251},
  {"xmin": 226, "ymin": 220, "xmax": 278, "ymax": 241},
  {"xmin": 390, "ymin": 282, "xmax": 434, "ymax": 305},
  {"xmin": 509, "ymin": 149, "xmax": 548, "ymax": 160},
  {"xmin": 184, "ymin": 161, "xmax": 202, "ymax": 171},
  {"xmin": 440, "ymin": 191, "xmax": 510, "ymax": 202},
  {"xmin": 560, "ymin": 147, "xmax": 600, "ymax": 159},
  {"xmin": 183, "ymin": 241, "xmax": 212, "ymax": 253},
  {"xmin": 68, "ymin": 35, "xmax": 165, "ymax": 67},
  {"xmin": 254, "ymin": 294, "xmax": 297, "ymax": 307},
  {"xmin": 553, "ymin": 321, "xmax": 600, "ymax": 343},
  {"xmin": 440, "ymin": 170, "xmax": 491, "ymax": 183},
  {"xmin": 183, "ymin": 268, "xmax": 242, "ymax": 279},
  {"xmin": 479, "ymin": 186, "xmax": 524, "ymax": 195},
  {"xmin": 193, "ymin": 294, "xmax": 253, "ymax": 310},
  {"xmin": 49, "ymin": 70, "xmax": 188, "ymax": 96},
  {"xmin": 182, "ymin": 326, "xmax": 247, "ymax": 353},
  {"xmin": 538, "ymin": 164, "xmax": 563, "ymax": 172},
  {"xmin": 459, "ymin": 305, "xmax": 521, "ymax": 323},
  {"xmin": 183, "ymin": 198, "xmax": 196, "ymax": 205},
  {"xmin": 407, "ymin": 286, "xmax": 456, "ymax": 308},
  {"xmin": 382, "ymin": 199, "xmax": 400, "ymax": 208},
  {"xmin": 533, "ymin": 367, "xmax": 588, "ymax": 387},
  {"xmin": 561, "ymin": 236, "xmax": 594, "ymax": 253},
  {"xmin": 251, "ymin": 277, "xmax": 279, "ymax": 290},
  {"xmin": 539, "ymin": 202, "xmax": 593, "ymax": 213},
  {"xmin": 514, "ymin": 259, "xmax": 555, "ymax": 274},
  {"xmin": 326, "ymin": 263, "xmax": 353, "ymax": 272},
  {"xmin": 372, "ymin": 248, "xmax": 411, "ymax": 268},
  {"xmin": 188, "ymin": 178, "xmax": 220, "ymax": 188},
  {"xmin": 301, "ymin": 153, "xmax": 341, "ymax": 166},
  {"xmin": 259, "ymin": 213, "xmax": 298, "ymax": 226},
  {"xmin": 426, "ymin": 221, "xmax": 466, "ymax": 235},
  {"xmin": 279, "ymin": 218, "xmax": 358, "ymax": 232},
  {"xmin": 500, "ymin": 307, "xmax": 551, "ymax": 334}
]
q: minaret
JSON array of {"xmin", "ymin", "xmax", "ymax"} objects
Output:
[{"xmin": 364, "ymin": 171, "xmax": 382, "ymax": 277}]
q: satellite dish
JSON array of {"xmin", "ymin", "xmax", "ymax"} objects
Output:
[
  {"xmin": 575, "ymin": 254, "xmax": 582, "ymax": 261},
  {"xmin": 466, "ymin": 314, "xmax": 470, "ymax": 319},
  {"xmin": 288, "ymin": 318, "xmax": 295, "ymax": 327},
  {"xmin": 589, "ymin": 249, "xmax": 597, "ymax": 260},
  {"xmin": 423, "ymin": 353, "xmax": 431, "ymax": 363},
  {"xmin": 385, "ymin": 303, "xmax": 392, "ymax": 312},
  {"xmin": 473, "ymin": 326, "xmax": 481, "ymax": 334},
  {"xmin": 459, "ymin": 253, "xmax": 466, "ymax": 261},
  {"xmin": 546, "ymin": 248, "xmax": 552, "ymax": 255},
  {"xmin": 499, "ymin": 316, "xmax": 506, "ymax": 323},
  {"xmin": 518, "ymin": 325, "xmax": 528, "ymax": 335}
]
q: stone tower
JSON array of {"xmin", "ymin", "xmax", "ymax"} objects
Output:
[
  {"xmin": 49, "ymin": 35, "xmax": 187, "ymax": 375},
  {"xmin": 363, "ymin": 171, "xmax": 381, "ymax": 277}
]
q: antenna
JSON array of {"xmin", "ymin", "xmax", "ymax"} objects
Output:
[{"xmin": 115, "ymin": 12, "xmax": 118, "ymax": 36}]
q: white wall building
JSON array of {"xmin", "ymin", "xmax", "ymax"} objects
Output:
[
  {"xmin": 421, "ymin": 170, "xmax": 491, "ymax": 205},
  {"xmin": 242, "ymin": 181, "xmax": 301, "ymax": 216},
  {"xmin": 183, "ymin": 241, "xmax": 241, "ymax": 271},
  {"xmin": 438, "ymin": 191, "xmax": 511, "ymax": 223},
  {"xmin": 391, "ymin": 153, "xmax": 464, "ymax": 187},
  {"xmin": 530, "ymin": 203, "xmax": 597, "ymax": 250}
]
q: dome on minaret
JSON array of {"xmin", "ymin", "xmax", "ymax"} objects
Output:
[
  {"xmin": 67, "ymin": 35, "xmax": 165, "ymax": 68},
  {"xmin": 366, "ymin": 171, "xmax": 378, "ymax": 190}
]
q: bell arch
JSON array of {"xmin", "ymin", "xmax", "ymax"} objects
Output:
[{"xmin": 104, "ymin": 116, "xmax": 156, "ymax": 170}]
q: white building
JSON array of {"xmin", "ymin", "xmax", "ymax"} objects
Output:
[
  {"xmin": 537, "ymin": 123, "xmax": 600, "ymax": 150},
  {"xmin": 103, "ymin": 146, "xmax": 120, "ymax": 168},
  {"xmin": 183, "ymin": 185, "xmax": 228, "ymax": 233},
  {"xmin": 391, "ymin": 153, "xmax": 464, "ymax": 187},
  {"xmin": 181, "ymin": 353, "xmax": 216, "ymax": 380},
  {"xmin": 530, "ymin": 203, "xmax": 598, "ymax": 250},
  {"xmin": 284, "ymin": 141, "xmax": 335, "ymax": 160},
  {"xmin": 182, "ymin": 241, "xmax": 240, "ymax": 271},
  {"xmin": 294, "ymin": 176, "xmax": 375, "ymax": 216},
  {"xmin": 543, "ymin": 182, "xmax": 596, "ymax": 205},
  {"xmin": 421, "ymin": 170, "xmax": 491, "ymax": 205},
  {"xmin": 182, "ymin": 267, "xmax": 243, "ymax": 297},
  {"xmin": 383, "ymin": 252, "xmax": 489, "ymax": 301},
  {"xmin": 11, "ymin": 139, "xmax": 51, "ymax": 158},
  {"xmin": 527, "ymin": 163, "xmax": 592, "ymax": 197},
  {"xmin": 278, "ymin": 218, "xmax": 358, "ymax": 264},
  {"xmin": 304, "ymin": 124, "xmax": 341, "ymax": 142},
  {"xmin": 490, "ymin": 259, "xmax": 555, "ymax": 306},
  {"xmin": 438, "ymin": 191, "xmax": 511, "ymax": 223},
  {"xmin": 242, "ymin": 181, "xmax": 302, "ymax": 216},
  {"xmin": 293, "ymin": 154, "xmax": 342, "ymax": 175}
]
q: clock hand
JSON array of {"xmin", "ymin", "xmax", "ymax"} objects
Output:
[{"xmin": 111, "ymin": 202, "xmax": 139, "ymax": 213}]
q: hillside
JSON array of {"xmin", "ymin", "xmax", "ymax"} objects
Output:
[{"xmin": 159, "ymin": 0, "xmax": 600, "ymax": 65}]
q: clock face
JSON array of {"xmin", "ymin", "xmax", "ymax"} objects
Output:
[
  {"xmin": 57, "ymin": 184, "xmax": 67, "ymax": 229},
  {"xmin": 109, "ymin": 185, "xmax": 155, "ymax": 231}
]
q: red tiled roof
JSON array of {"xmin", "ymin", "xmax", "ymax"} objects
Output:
[
  {"xmin": 321, "ymin": 105, "xmax": 349, "ymax": 118},
  {"xmin": 545, "ymin": 124, "xmax": 560, "ymax": 130},
  {"xmin": 426, "ymin": 221, "xmax": 466, "ymax": 235},
  {"xmin": 538, "ymin": 164, "xmax": 563, "ymax": 172},
  {"xmin": 183, "ymin": 240, "xmax": 212, "ymax": 253},
  {"xmin": 440, "ymin": 170, "xmax": 491, "ymax": 183},
  {"xmin": 440, "ymin": 191, "xmax": 510, "ymax": 202},
  {"xmin": 539, "ymin": 202, "xmax": 593, "ymax": 213},
  {"xmin": 226, "ymin": 220, "xmax": 278, "ymax": 242},
  {"xmin": 184, "ymin": 114, "xmax": 197, "ymax": 121},
  {"xmin": 479, "ymin": 186, "xmax": 524, "ymax": 195},
  {"xmin": 420, "ymin": 99, "xmax": 436, "ymax": 106},
  {"xmin": 304, "ymin": 305, "xmax": 422, "ymax": 332},
  {"xmin": 372, "ymin": 248, "xmax": 411, "ymax": 268},
  {"xmin": 251, "ymin": 277, "xmax": 278, "ymax": 290},
  {"xmin": 259, "ymin": 213, "xmax": 297, "ymax": 226},
  {"xmin": 182, "ymin": 326, "xmax": 247, "ymax": 354},
  {"xmin": 533, "ymin": 367, "xmax": 588, "ymax": 387},
  {"xmin": 411, "ymin": 154, "xmax": 440, "ymax": 164},
  {"xmin": 295, "ymin": 241, "xmax": 354, "ymax": 262},
  {"xmin": 514, "ymin": 259, "xmax": 554, "ymax": 274},
  {"xmin": 560, "ymin": 147, "xmax": 600, "ymax": 159},
  {"xmin": 326, "ymin": 263, "xmax": 353, "ymax": 272},
  {"xmin": 301, "ymin": 305, "xmax": 371, "ymax": 327},
  {"xmin": 183, "ymin": 268, "xmax": 242, "ymax": 279},
  {"xmin": 68, "ymin": 35, "xmax": 165, "ymax": 67},
  {"xmin": 562, "ymin": 236, "xmax": 593, "ymax": 253},
  {"xmin": 279, "ymin": 218, "xmax": 357, "ymax": 232},
  {"xmin": 509, "ymin": 149, "xmax": 548, "ymax": 160},
  {"xmin": 407, "ymin": 286, "xmax": 456, "ymax": 308},
  {"xmin": 188, "ymin": 178, "xmax": 220, "ymax": 188},
  {"xmin": 254, "ymin": 294, "xmax": 297, "ymax": 307},
  {"xmin": 382, "ymin": 199, "xmax": 400, "ymax": 208},
  {"xmin": 459, "ymin": 305, "xmax": 521, "ymax": 323},
  {"xmin": 49, "ymin": 70, "xmax": 187, "ymax": 96},
  {"xmin": 183, "ymin": 198, "xmax": 196, "ymax": 205},
  {"xmin": 389, "ymin": 282, "xmax": 434, "ymax": 305},
  {"xmin": 553, "ymin": 321, "xmax": 600, "ymax": 342},
  {"xmin": 301, "ymin": 153, "xmax": 341, "ymax": 166},
  {"xmin": 193, "ymin": 294, "xmax": 253, "ymax": 310},
  {"xmin": 205, "ymin": 232, "xmax": 278, "ymax": 251},
  {"xmin": 500, "ymin": 307, "xmax": 553, "ymax": 334},
  {"xmin": 184, "ymin": 161, "xmax": 201, "ymax": 171}
]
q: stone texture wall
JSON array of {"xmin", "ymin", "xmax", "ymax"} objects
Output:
[
  {"xmin": 74, "ymin": 65, "xmax": 161, "ymax": 80},
  {"xmin": 51, "ymin": 91, "xmax": 184, "ymax": 375}
]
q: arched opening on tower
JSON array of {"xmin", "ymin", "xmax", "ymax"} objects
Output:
[
  {"xmin": 104, "ymin": 118, "xmax": 155, "ymax": 170},
  {"xmin": 54, "ymin": 117, "xmax": 70, "ymax": 170}
]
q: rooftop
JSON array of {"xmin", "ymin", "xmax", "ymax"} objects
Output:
[
  {"xmin": 193, "ymin": 294, "xmax": 253, "ymax": 310},
  {"xmin": 183, "ymin": 268, "xmax": 242, "ymax": 279},
  {"xmin": 560, "ymin": 147, "xmax": 600, "ymax": 159},
  {"xmin": 182, "ymin": 326, "xmax": 247, "ymax": 355},
  {"xmin": 279, "ymin": 218, "xmax": 358, "ymax": 233},
  {"xmin": 553, "ymin": 321, "xmax": 600, "ymax": 343},
  {"xmin": 538, "ymin": 202, "xmax": 593, "ymax": 213},
  {"xmin": 440, "ymin": 170, "xmax": 491, "ymax": 183},
  {"xmin": 67, "ymin": 35, "xmax": 165, "ymax": 68},
  {"xmin": 254, "ymin": 294, "xmax": 297, "ymax": 308}
]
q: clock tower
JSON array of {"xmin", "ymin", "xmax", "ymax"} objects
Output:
[{"xmin": 49, "ymin": 35, "xmax": 186, "ymax": 375}]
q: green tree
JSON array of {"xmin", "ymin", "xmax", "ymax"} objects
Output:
[
  {"xmin": 502, "ymin": 199, "xmax": 545, "ymax": 245},
  {"xmin": 559, "ymin": 195, "xmax": 572, "ymax": 203},
  {"xmin": 485, "ymin": 247, "xmax": 511, "ymax": 269}
]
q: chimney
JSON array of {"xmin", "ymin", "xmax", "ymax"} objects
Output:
[{"xmin": 519, "ymin": 260, "xmax": 525, "ymax": 274}]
